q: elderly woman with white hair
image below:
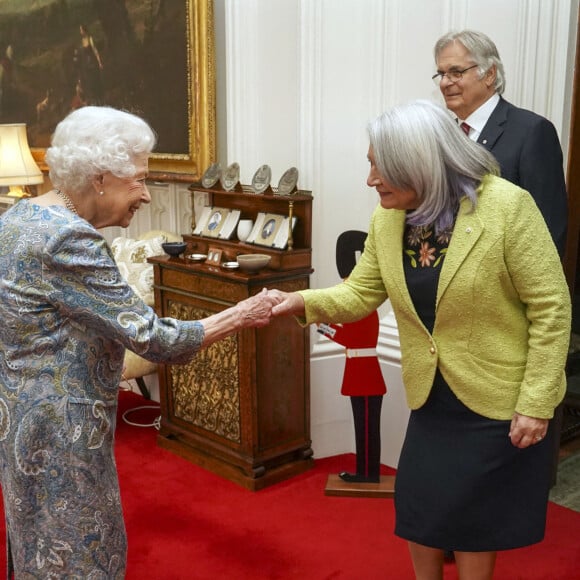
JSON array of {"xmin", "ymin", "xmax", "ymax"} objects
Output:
[
  {"xmin": 0, "ymin": 106, "xmax": 274, "ymax": 577},
  {"xmin": 270, "ymin": 99, "xmax": 570, "ymax": 579}
]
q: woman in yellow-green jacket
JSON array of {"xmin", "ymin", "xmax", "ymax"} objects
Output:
[{"xmin": 270, "ymin": 100, "xmax": 571, "ymax": 580}]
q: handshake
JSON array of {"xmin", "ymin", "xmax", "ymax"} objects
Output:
[
  {"xmin": 199, "ymin": 288, "xmax": 305, "ymax": 348},
  {"xmin": 236, "ymin": 288, "xmax": 305, "ymax": 329}
]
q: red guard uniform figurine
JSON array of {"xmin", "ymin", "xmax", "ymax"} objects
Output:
[{"xmin": 319, "ymin": 230, "xmax": 387, "ymax": 483}]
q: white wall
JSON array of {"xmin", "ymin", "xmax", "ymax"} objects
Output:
[{"xmin": 106, "ymin": 0, "xmax": 580, "ymax": 469}]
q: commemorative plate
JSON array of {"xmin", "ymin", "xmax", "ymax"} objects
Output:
[
  {"xmin": 251, "ymin": 164, "xmax": 272, "ymax": 194},
  {"xmin": 276, "ymin": 167, "xmax": 299, "ymax": 195},
  {"xmin": 201, "ymin": 163, "xmax": 221, "ymax": 189},
  {"xmin": 221, "ymin": 162, "xmax": 240, "ymax": 191}
]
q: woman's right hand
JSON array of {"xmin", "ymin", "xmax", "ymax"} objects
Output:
[
  {"xmin": 269, "ymin": 290, "xmax": 305, "ymax": 317},
  {"xmin": 235, "ymin": 288, "xmax": 276, "ymax": 328},
  {"xmin": 200, "ymin": 288, "xmax": 275, "ymax": 348}
]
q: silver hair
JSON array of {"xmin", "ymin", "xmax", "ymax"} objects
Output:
[
  {"xmin": 45, "ymin": 106, "xmax": 157, "ymax": 193},
  {"xmin": 434, "ymin": 29, "xmax": 505, "ymax": 95},
  {"xmin": 367, "ymin": 99, "xmax": 499, "ymax": 232}
]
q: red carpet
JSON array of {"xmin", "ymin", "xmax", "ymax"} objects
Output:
[{"xmin": 2, "ymin": 390, "xmax": 580, "ymax": 579}]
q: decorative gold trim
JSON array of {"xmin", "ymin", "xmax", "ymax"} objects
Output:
[{"xmin": 139, "ymin": 0, "xmax": 217, "ymax": 179}]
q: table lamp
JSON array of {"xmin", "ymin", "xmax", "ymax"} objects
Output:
[{"xmin": 0, "ymin": 123, "xmax": 43, "ymax": 197}]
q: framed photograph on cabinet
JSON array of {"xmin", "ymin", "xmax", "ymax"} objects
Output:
[
  {"xmin": 206, "ymin": 247, "xmax": 223, "ymax": 265},
  {"xmin": 272, "ymin": 215, "xmax": 298, "ymax": 249},
  {"xmin": 200, "ymin": 207, "xmax": 230, "ymax": 238},
  {"xmin": 194, "ymin": 206, "xmax": 241, "ymax": 239},
  {"xmin": 8, "ymin": 0, "xmax": 215, "ymax": 180},
  {"xmin": 193, "ymin": 206, "xmax": 213, "ymax": 236},
  {"xmin": 247, "ymin": 213, "xmax": 282, "ymax": 247}
]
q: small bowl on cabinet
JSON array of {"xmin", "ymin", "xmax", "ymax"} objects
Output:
[
  {"xmin": 236, "ymin": 253, "xmax": 271, "ymax": 273},
  {"xmin": 162, "ymin": 242, "xmax": 187, "ymax": 257}
]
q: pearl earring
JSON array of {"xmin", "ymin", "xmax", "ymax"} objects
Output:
[{"xmin": 99, "ymin": 191, "xmax": 105, "ymax": 196}]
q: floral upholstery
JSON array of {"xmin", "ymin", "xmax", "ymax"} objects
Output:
[
  {"xmin": 111, "ymin": 231, "xmax": 182, "ymax": 306},
  {"xmin": 111, "ymin": 230, "xmax": 182, "ymax": 395}
]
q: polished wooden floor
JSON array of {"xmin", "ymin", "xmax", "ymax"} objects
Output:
[{"xmin": 560, "ymin": 432, "xmax": 580, "ymax": 460}]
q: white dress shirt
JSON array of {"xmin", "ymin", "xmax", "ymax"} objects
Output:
[{"xmin": 458, "ymin": 93, "xmax": 500, "ymax": 141}]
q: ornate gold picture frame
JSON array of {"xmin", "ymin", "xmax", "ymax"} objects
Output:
[{"xmin": 1, "ymin": 0, "xmax": 215, "ymax": 181}]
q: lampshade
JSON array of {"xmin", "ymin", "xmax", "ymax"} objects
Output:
[{"xmin": 0, "ymin": 123, "xmax": 43, "ymax": 197}]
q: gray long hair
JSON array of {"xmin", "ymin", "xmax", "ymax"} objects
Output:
[
  {"xmin": 367, "ymin": 99, "xmax": 499, "ymax": 232},
  {"xmin": 434, "ymin": 29, "xmax": 505, "ymax": 95},
  {"xmin": 45, "ymin": 106, "xmax": 157, "ymax": 193}
]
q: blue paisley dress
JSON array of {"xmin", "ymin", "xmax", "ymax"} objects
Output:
[{"xmin": 0, "ymin": 201, "xmax": 204, "ymax": 578}]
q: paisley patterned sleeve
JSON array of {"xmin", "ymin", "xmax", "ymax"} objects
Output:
[{"xmin": 43, "ymin": 219, "xmax": 204, "ymax": 364}]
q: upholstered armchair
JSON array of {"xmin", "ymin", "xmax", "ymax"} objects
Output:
[{"xmin": 111, "ymin": 230, "xmax": 182, "ymax": 399}]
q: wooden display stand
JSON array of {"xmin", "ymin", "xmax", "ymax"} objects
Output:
[
  {"xmin": 185, "ymin": 183, "xmax": 313, "ymax": 269},
  {"xmin": 150, "ymin": 181, "xmax": 314, "ymax": 491},
  {"xmin": 324, "ymin": 475, "xmax": 395, "ymax": 498}
]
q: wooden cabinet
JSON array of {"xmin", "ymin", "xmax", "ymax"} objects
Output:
[{"xmin": 149, "ymin": 184, "xmax": 314, "ymax": 490}]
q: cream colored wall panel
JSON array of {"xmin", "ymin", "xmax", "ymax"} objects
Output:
[
  {"xmin": 99, "ymin": 182, "xmax": 191, "ymax": 245},
  {"xmin": 251, "ymin": 1, "xmax": 300, "ymax": 182},
  {"xmin": 225, "ymin": 0, "xmax": 300, "ymax": 185},
  {"xmin": 173, "ymin": 183, "xmax": 195, "ymax": 236},
  {"xmin": 304, "ymin": 1, "xmax": 396, "ymax": 290},
  {"xmin": 148, "ymin": 182, "xmax": 177, "ymax": 233},
  {"xmin": 224, "ymin": 0, "xmax": 259, "ymax": 180}
]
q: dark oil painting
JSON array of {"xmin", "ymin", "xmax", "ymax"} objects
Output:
[{"xmin": 0, "ymin": 0, "xmax": 190, "ymax": 156}]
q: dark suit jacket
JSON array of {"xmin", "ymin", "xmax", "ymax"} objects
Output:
[{"xmin": 478, "ymin": 97, "xmax": 568, "ymax": 256}]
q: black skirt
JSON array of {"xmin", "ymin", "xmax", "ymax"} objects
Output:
[{"xmin": 394, "ymin": 373, "xmax": 554, "ymax": 552}]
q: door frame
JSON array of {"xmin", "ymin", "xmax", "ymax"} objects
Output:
[{"xmin": 564, "ymin": 9, "xmax": 580, "ymax": 291}]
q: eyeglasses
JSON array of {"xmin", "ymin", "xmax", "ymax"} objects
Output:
[{"xmin": 431, "ymin": 64, "xmax": 479, "ymax": 85}]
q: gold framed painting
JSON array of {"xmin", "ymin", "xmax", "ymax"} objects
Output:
[{"xmin": 0, "ymin": 0, "xmax": 215, "ymax": 181}]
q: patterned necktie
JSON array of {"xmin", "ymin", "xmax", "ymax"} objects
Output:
[{"xmin": 460, "ymin": 122, "xmax": 471, "ymax": 136}]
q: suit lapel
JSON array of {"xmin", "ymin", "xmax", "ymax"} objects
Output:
[
  {"xmin": 376, "ymin": 210, "xmax": 414, "ymax": 305},
  {"xmin": 477, "ymin": 97, "xmax": 509, "ymax": 150},
  {"xmin": 381, "ymin": 210, "xmax": 406, "ymax": 288},
  {"xmin": 436, "ymin": 197, "xmax": 483, "ymax": 307},
  {"xmin": 376, "ymin": 199, "xmax": 484, "ymax": 313}
]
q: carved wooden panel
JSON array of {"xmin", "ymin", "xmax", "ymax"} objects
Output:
[{"xmin": 168, "ymin": 301, "xmax": 241, "ymax": 443}]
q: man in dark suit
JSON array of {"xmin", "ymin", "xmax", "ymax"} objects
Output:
[
  {"xmin": 433, "ymin": 30, "xmax": 568, "ymax": 256},
  {"xmin": 433, "ymin": 30, "xmax": 569, "ymax": 564}
]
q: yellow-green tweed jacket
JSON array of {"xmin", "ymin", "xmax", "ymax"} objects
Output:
[{"xmin": 301, "ymin": 175, "xmax": 571, "ymax": 420}]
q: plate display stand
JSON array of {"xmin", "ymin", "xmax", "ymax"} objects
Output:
[{"xmin": 185, "ymin": 182, "xmax": 312, "ymax": 267}]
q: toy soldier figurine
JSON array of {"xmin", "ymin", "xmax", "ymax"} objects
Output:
[{"xmin": 318, "ymin": 231, "xmax": 387, "ymax": 483}]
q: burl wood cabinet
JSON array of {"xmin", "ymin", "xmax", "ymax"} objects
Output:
[{"xmin": 149, "ymin": 184, "xmax": 314, "ymax": 490}]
